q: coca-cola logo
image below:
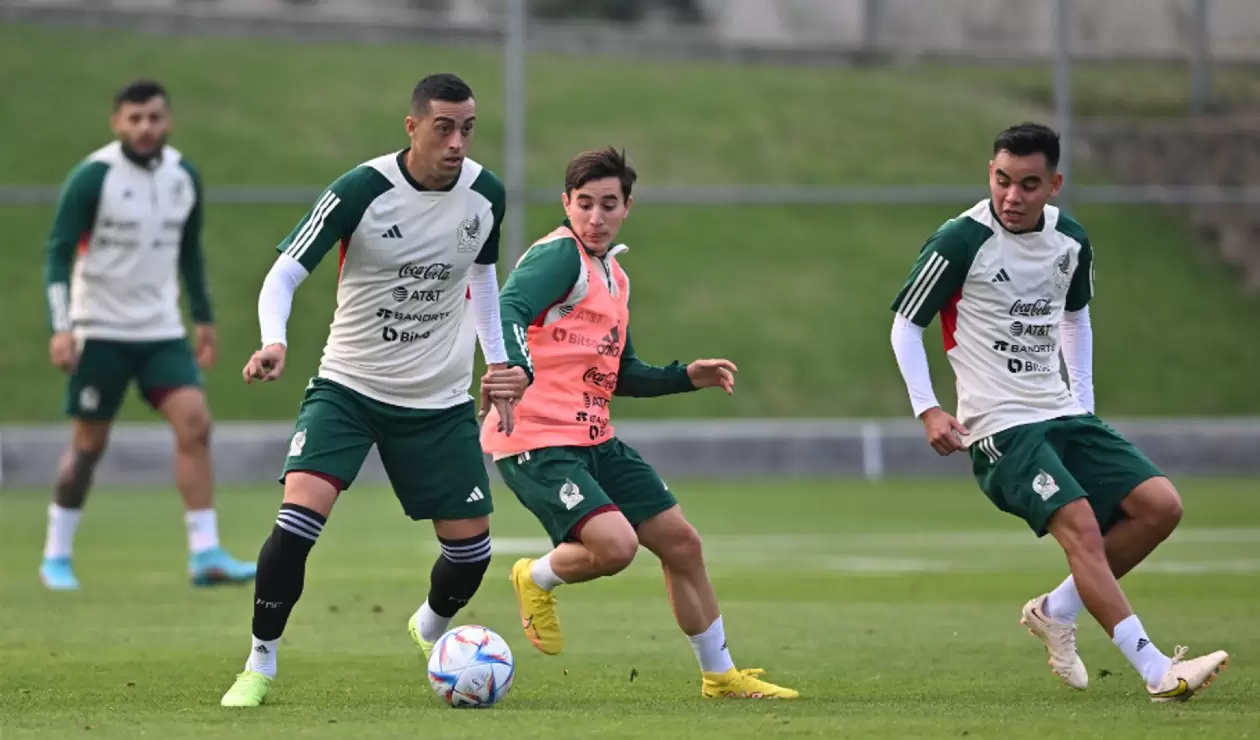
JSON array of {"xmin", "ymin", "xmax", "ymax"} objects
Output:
[
  {"xmin": 582, "ymin": 367, "xmax": 618, "ymax": 392},
  {"xmin": 1008, "ymin": 298, "xmax": 1053, "ymax": 317},
  {"xmin": 397, "ymin": 262, "xmax": 453, "ymax": 281}
]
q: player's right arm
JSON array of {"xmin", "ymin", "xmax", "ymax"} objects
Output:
[
  {"xmin": 496, "ymin": 239, "xmax": 583, "ymax": 384},
  {"xmin": 244, "ymin": 167, "xmax": 378, "ymax": 383},
  {"xmin": 888, "ymin": 223, "xmax": 973, "ymax": 454},
  {"xmin": 43, "ymin": 160, "xmax": 108, "ymax": 372}
]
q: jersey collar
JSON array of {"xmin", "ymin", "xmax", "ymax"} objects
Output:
[{"xmin": 396, "ymin": 149, "xmax": 460, "ymax": 192}]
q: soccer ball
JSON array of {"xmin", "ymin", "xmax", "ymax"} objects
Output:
[{"xmin": 427, "ymin": 625, "xmax": 515, "ymax": 708}]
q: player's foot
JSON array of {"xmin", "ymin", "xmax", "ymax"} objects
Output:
[
  {"xmin": 701, "ymin": 668, "xmax": 800, "ymax": 700},
  {"xmin": 1020, "ymin": 594, "xmax": 1088, "ymax": 690},
  {"xmin": 189, "ymin": 547, "xmax": 257, "ymax": 587},
  {"xmin": 220, "ymin": 670, "xmax": 272, "ymax": 707},
  {"xmin": 39, "ymin": 556, "xmax": 80, "ymax": 591},
  {"xmin": 1147, "ymin": 646, "xmax": 1229, "ymax": 702},
  {"xmin": 407, "ymin": 612, "xmax": 436, "ymax": 660},
  {"xmin": 509, "ymin": 558, "xmax": 563, "ymax": 655}
]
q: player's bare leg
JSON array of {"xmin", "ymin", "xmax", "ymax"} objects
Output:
[
  {"xmin": 1046, "ymin": 499, "xmax": 1226, "ymax": 700},
  {"xmin": 222, "ymin": 471, "xmax": 338, "ymax": 707},
  {"xmin": 409, "ymin": 516, "xmax": 493, "ymax": 659},
  {"xmin": 511, "ymin": 511, "xmax": 637, "ymax": 655},
  {"xmin": 637, "ymin": 505, "xmax": 798, "ymax": 699},
  {"xmin": 40, "ymin": 419, "xmax": 110, "ymax": 590},
  {"xmin": 1025, "ymin": 478, "xmax": 1186, "ymax": 689},
  {"xmin": 159, "ymin": 387, "xmax": 255, "ymax": 586}
]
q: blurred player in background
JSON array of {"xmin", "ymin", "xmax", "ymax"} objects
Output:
[
  {"xmin": 39, "ymin": 79, "xmax": 256, "ymax": 591},
  {"xmin": 889, "ymin": 122, "xmax": 1229, "ymax": 702},
  {"xmin": 480, "ymin": 147, "xmax": 799, "ymax": 700},
  {"xmin": 221, "ymin": 73, "xmax": 523, "ymax": 708}
]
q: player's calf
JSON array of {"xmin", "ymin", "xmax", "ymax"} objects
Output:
[{"xmin": 410, "ymin": 527, "xmax": 493, "ymax": 649}]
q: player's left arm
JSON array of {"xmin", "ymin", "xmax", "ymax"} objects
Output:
[
  {"xmin": 1061, "ymin": 239, "xmax": 1095, "ymax": 413},
  {"xmin": 469, "ymin": 172, "xmax": 508, "ymax": 366},
  {"xmin": 612, "ymin": 329, "xmax": 699, "ymax": 398},
  {"xmin": 177, "ymin": 160, "xmax": 216, "ymax": 367}
]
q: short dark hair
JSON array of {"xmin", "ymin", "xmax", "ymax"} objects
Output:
[
  {"xmin": 993, "ymin": 122, "xmax": 1061, "ymax": 169},
  {"xmin": 411, "ymin": 73, "xmax": 474, "ymax": 113},
  {"xmin": 114, "ymin": 79, "xmax": 168, "ymax": 110},
  {"xmin": 564, "ymin": 147, "xmax": 637, "ymax": 200}
]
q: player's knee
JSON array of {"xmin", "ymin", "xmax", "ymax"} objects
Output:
[
  {"xmin": 658, "ymin": 521, "xmax": 704, "ymax": 569},
  {"xmin": 1049, "ymin": 500, "xmax": 1105, "ymax": 557},
  {"xmin": 1141, "ymin": 478, "xmax": 1183, "ymax": 532},
  {"xmin": 589, "ymin": 532, "xmax": 639, "ymax": 575},
  {"xmin": 174, "ymin": 408, "xmax": 213, "ymax": 450}
]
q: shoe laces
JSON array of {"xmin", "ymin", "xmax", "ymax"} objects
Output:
[{"xmin": 1170, "ymin": 645, "xmax": 1189, "ymax": 665}]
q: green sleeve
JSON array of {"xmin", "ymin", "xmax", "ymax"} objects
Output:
[
  {"xmin": 177, "ymin": 160, "xmax": 213, "ymax": 324},
  {"xmin": 43, "ymin": 159, "xmax": 108, "ymax": 332},
  {"xmin": 613, "ymin": 328, "xmax": 695, "ymax": 398},
  {"xmin": 889, "ymin": 217, "xmax": 991, "ymax": 327},
  {"xmin": 276, "ymin": 165, "xmax": 394, "ymax": 272},
  {"xmin": 1066, "ymin": 240, "xmax": 1093, "ymax": 312},
  {"xmin": 499, "ymin": 239, "xmax": 582, "ymax": 382},
  {"xmin": 471, "ymin": 167, "xmax": 505, "ymax": 265}
]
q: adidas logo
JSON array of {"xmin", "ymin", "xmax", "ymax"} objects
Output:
[
  {"xmin": 466, "ymin": 486, "xmax": 485, "ymax": 503},
  {"xmin": 382, "ymin": 224, "xmax": 403, "ymax": 239},
  {"xmin": 254, "ymin": 645, "xmax": 270, "ymax": 654},
  {"xmin": 991, "ymin": 269, "xmax": 1011, "ymax": 283},
  {"xmin": 1136, "ymin": 637, "xmax": 1150, "ymax": 652}
]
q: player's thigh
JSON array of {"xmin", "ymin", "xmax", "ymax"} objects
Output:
[
  {"xmin": 494, "ymin": 446, "xmax": 616, "ymax": 547},
  {"xmin": 376, "ymin": 400, "xmax": 493, "ymax": 522},
  {"xmin": 1058, "ymin": 414, "xmax": 1166, "ymax": 533},
  {"xmin": 65, "ymin": 339, "xmax": 134, "ymax": 421},
  {"xmin": 280, "ymin": 378, "xmax": 375, "ymax": 492},
  {"xmin": 592, "ymin": 438, "xmax": 678, "ymax": 528},
  {"xmin": 134, "ymin": 338, "xmax": 202, "ymax": 411},
  {"xmin": 971, "ymin": 422, "xmax": 1088, "ymax": 538}
]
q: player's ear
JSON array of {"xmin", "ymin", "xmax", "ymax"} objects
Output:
[
  {"xmin": 1050, "ymin": 171, "xmax": 1064, "ymax": 198},
  {"xmin": 624, "ymin": 194, "xmax": 633, "ymax": 215},
  {"xmin": 561, "ymin": 191, "xmax": 571, "ymax": 209}
]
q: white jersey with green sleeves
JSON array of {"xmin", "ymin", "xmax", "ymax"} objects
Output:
[
  {"xmin": 890, "ymin": 200, "xmax": 1094, "ymax": 444},
  {"xmin": 277, "ymin": 150, "xmax": 505, "ymax": 409}
]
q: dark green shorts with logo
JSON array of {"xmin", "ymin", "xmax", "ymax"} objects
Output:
[
  {"xmin": 495, "ymin": 437, "xmax": 678, "ymax": 546},
  {"xmin": 281, "ymin": 377, "xmax": 492, "ymax": 521},
  {"xmin": 971, "ymin": 414, "xmax": 1164, "ymax": 537},
  {"xmin": 65, "ymin": 337, "xmax": 202, "ymax": 420}
]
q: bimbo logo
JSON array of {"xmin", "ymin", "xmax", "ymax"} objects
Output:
[
  {"xmin": 397, "ymin": 262, "xmax": 453, "ymax": 280},
  {"xmin": 1008, "ymin": 298, "xmax": 1053, "ymax": 317}
]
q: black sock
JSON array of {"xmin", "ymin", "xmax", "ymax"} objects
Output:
[
  {"xmin": 251, "ymin": 503, "xmax": 325, "ymax": 641},
  {"xmin": 426, "ymin": 531, "xmax": 492, "ymax": 618}
]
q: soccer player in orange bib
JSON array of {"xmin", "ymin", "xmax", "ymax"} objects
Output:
[{"xmin": 480, "ymin": 147, "xmax": 798, "ymax": 700}]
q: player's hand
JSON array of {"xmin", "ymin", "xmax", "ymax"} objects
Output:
[
  {"xmin": 687, "ymin": 359, "xmax": 737, "ymax": 395},
  {"xmin": 921, "ymin": 407, "xmax": 969, "ymax": 456},
  {"xmin": 49, "ymin": 331, "xmax": 79, "ymax": 373},
  {"xmin": 481, "ymin": 364, "xmax": 530, "ymax": 401},
  {"xmin": 194, "ymin": 324, "xmax": 218, "ymax": 369},
  {"xmin": 243, "ymin": 343, "xmax": 287, "ymax": 384}
]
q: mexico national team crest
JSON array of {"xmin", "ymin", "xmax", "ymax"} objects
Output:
[
  {"xmin": 559, "ymin": 479, "xmax": 584, "ymax": 510},
  {"xmin": 1053, "ymin": 250, "xmax": 1072, "ymax": 290},
  {"xmin": 1032, "ymin": 470, "xmax": 1059, "ymax": 500},
  {"xmin": 288, "ymin": 429, "xmax": 307, "ymax": 458},
  {"xmin": 456, "ymin": 213, "xmax": 482, "ymax": 252}
]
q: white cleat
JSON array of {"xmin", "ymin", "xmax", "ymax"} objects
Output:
[
  {"xmin": 1148, "ymin": 646, "xmax": 1229, "ymax": 703},
  {"xmin": 1020, "ymin": 594, "xmax": 1088, "ymax": 690}
]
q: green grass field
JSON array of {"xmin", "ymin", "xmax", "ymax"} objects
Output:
[
  {"xmin": 2, "ymin": 25, "xmax": 1260, "ymax": 422},
  {"xmin": 0, "ymin": 478, "xmax": 1257, "ymax": 738}
]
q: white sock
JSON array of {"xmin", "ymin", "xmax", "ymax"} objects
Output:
[
  {"xmin": 245, "ymin": 637, "xmax": 279, "ymax": 679},
  {"xmin": 414, "ymin": 600, "xmax": 452, "ymax": 643},
  {"xmin": 530, "ymin": 553, "xmax": 565, "ymax": 591},
  {"xmin": 1112, "ymin": 614, "xmax": 1172, "ymax": 686},
  {"xmin": 44, "ymin": 504, "xmax": 82, "ymax": 559},
  {"xmin": 689, "ymin": 616, "xmax": 735, "ymax": 674},
  {"xmin": 185, "ymin": 509, "xmax": 220, "ymax": 554},
  {"xmin": 1044, "ymin": 575, "xmax": 1084, "ymax": 624}
]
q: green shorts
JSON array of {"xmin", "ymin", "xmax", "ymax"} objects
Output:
[
  {"xmin": 971, "ymin": 413, "xmax": 1164, "ymax": 537},
  {"xmin": 495, "ymin": 437, "xmax": 678, "ymax": 546},
  {"xmin": 281, "ymin": 377, "xmax": 493, "ymax": 521},
  {"xmin": 66, "ymin": 337, "xmax": 202, "ymax": 420}
]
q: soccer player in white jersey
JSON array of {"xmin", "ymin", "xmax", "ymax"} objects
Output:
[
  {"xmin": 39, "ymin": 79, "xmax": 256, "ymax": 591},
  {"xmin": 889, "ymin": 123, "xmax": 1229, "ymax": 702},
  {"xmin": 220, "ymin": 73, "xmax": 526, "ymax": 708}
]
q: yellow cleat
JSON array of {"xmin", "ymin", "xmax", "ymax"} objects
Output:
[
  {"xmin": 702, "ymin": 668, "xmax": 800, "ymax": 700},
  {"xmin": 220, "ymin": 670, "xmax": 272, "ymax": 707},
  {"xmin": 509, "ymin": 558, "xmax": 563, "ymax": 655},
  {"xmin": 407, "ymin": 612, "xmax": 435, "ymax": 660}
]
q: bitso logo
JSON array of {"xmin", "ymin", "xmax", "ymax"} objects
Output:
[{"xmin": 552, "ymin": 327, "xmax": 568, "ymax": 342}]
